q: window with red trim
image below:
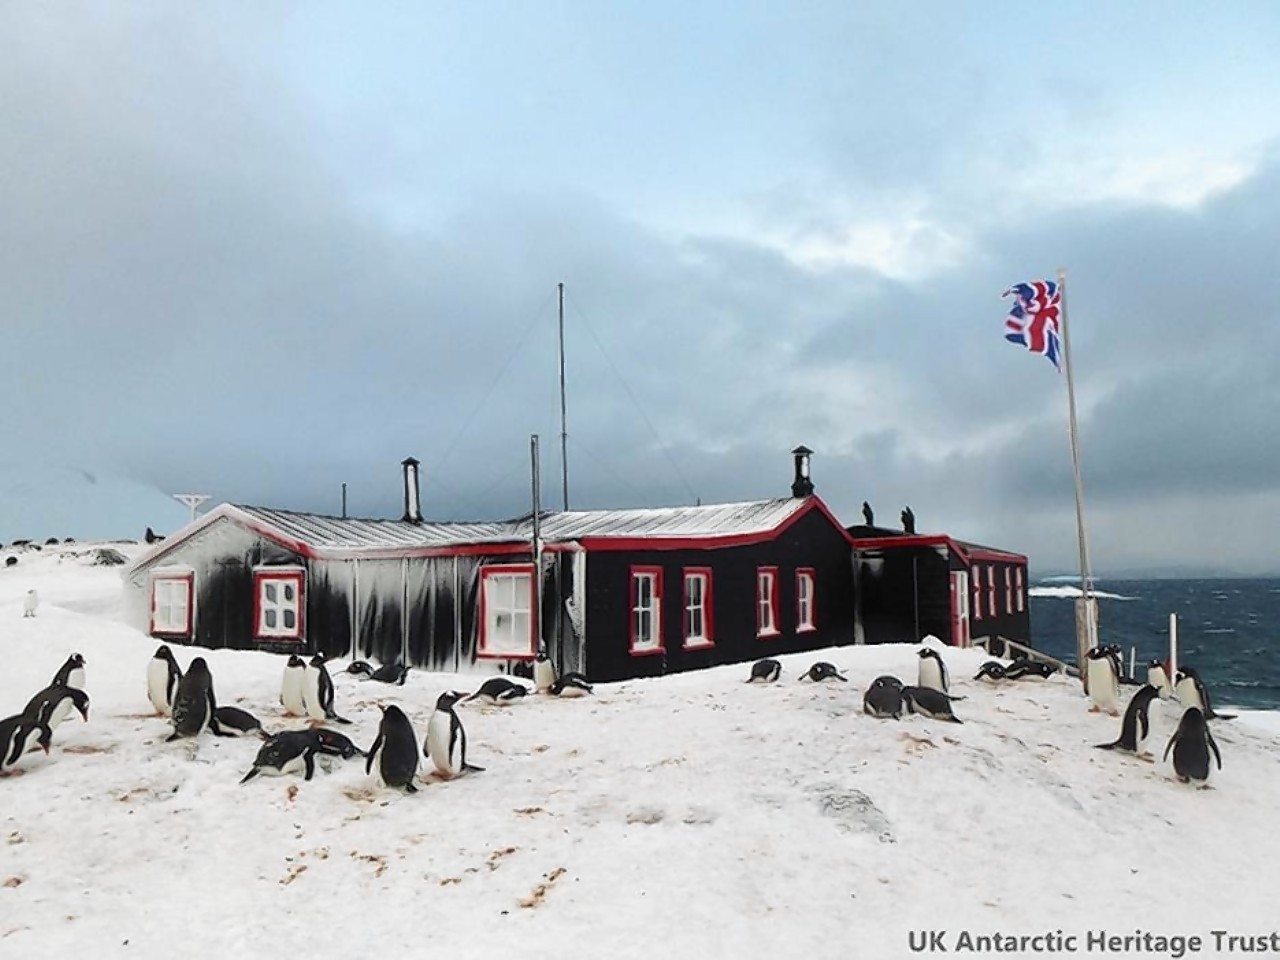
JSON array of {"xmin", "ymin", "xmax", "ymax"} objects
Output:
[
  {"xmin": 986, "ymin": 565, "xmax": 996, "ymax": 618},
  {"xmin": 253, "ymin": 568, "xmax": 305, "ymax": 641},
  {"xmin": 971, "ymin": 564, "xmax": 983, "ymax": 620},
  {"xmin": 757, "ymin": 566, "xmax": 779, "ymax": 637},
  {"xmin": 796, "ymin": 568, "xmax": 816, "ymax": 632},
  {"xmin": 682, "ymin": 567, "xmax": 713, "ymax": 649},
  {"xmin": 1015, "ymin": 567, "xmax": 1025, "ymax": 613},
  {"xmin": 150, "ymin": 573, "xmax": 193, "ymax": 637},
  {"xmin": 630, "ymin": 566, "xmax": 664, "ymax": 656},
  {"xmin": 478, "ymin": 564, "xmax": 536, "ymax": 659},
  {"xmin": 1004, "ymin": 567, "xmax": 1013, "ymax": 615}
]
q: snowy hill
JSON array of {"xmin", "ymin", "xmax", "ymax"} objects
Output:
[
  {"xmin": 2, "ymin": 552, "xmax": 1279, "ymax": 957},
  {"xmin": 0, "ymin": 464, "xmax": 191, "ymax": 545}
]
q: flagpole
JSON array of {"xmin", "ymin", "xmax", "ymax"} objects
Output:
[{"xmin": 1057, "ymin": 268, "xmax": 1098, "ymax": 687}]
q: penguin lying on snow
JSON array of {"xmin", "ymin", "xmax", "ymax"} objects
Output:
[
  {"xmin": 1095, "ymin": 684, "xmax": 1159, "ymax": 758},
  {"xmin": 240, "ymin": 730, "xmax": 324, "ymax": 784},
  {"xmin": 746, "ymin": 659, "xmax": 782, "ymax": 684},
  {"xmin": 1164, "ymin": 707, "xmax": 1222, "ymax": 786},
  {"xmin": 148, "ymin": 645, "xmax": 183, "ymax": 717},
  {"xmin": 550, "ymin": 674, "xmax": 593, "ymax": 697},
  {"xmin": 901, "ymin": 685, "xmax": 963, "ymax": 724},
  {"xmin": 973, "ymin": 661, "xmax": 1008, "ymax": 682},
  {"xmin": 215, "ymin": 705, "xmax": 269, "ymax": 739},
  {"xmin": 801, "ymin": 662, "xmax": 847, "ymax": 683},
  {"xmin": 464, "ymin": 677, "xmax": 530, "ymax": 705},
  {"xmin": 23, "ymin": 685, "xmax": 90, "ymax": 730},
  {"xmin": 863, "ymin": 676, "xmax": 904, "ymax": 719},
  {"xmin": 312, "ymin": 728, "xmax": 366, "ymax": 759},
  {"xmin": 368, "ymin": 704, "xmax": 420, "ymax": 793},
  {"xmin": 1004, "ymin": 659, "xmax": 1058, "ymax": 680},
  {"xmin": 0, "ymin": 716, "xmax": 52, "ymax": 774},
  {"xmin": 425, "ymin": 691, "xmax": 484, "ymax": 778},
  {"xmin": 346, "ymin": 661, "xmax": 409, "ymax": 685}
]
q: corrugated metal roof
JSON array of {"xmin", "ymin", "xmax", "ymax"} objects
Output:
[{"xmin": 232, "ymin": 497, "xmax": 809, "ymax": 552}]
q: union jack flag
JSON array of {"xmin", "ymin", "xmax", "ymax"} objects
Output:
[{"xmin": 1002, "ymin": 279, "xmax": 1062, "ymax": 371}]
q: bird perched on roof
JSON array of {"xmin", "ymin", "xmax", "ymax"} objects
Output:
[
  {"xmin": 861, "ymin": 501, "xmax": 874, "ymax": 526},
  {"xmin": 901, "ymin": 507, "xmax": 916, "ymax": 535}
]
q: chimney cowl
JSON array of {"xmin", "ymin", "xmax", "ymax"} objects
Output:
[
  {"xmin": 402, "ymin": 457, "xmax": 423, "ymax": 524},
  {"xmin": 790, "ymin": 445, "xmax": 814, "ymax": 498}
]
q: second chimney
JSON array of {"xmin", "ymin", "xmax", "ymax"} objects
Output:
[{"xmin": 402, "ymin": 457, "xmax": 423, "ymax": 524}]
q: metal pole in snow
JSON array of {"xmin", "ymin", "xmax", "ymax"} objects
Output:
[
  {"xmin": 558, "ymin": 282, "xmax": 569, "ymax": 512},
  {"xmin": 1129, "ymin": 645, "xmax": 1136, "ymax": 682},
  {"xmin": 1169, "ymin": 613, "xmax": 1178, "ymax": 692},
  {"xmin": 341, "ymin": 483, "xmax": 347, "ymax": 520},
  {"xmin": 531, "ymin": 435, "xmax": 543, "ymax": 653}
]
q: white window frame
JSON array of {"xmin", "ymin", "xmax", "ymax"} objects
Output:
[
  {"xmin": 971, "ymin": 564, "xmax": 983, "ymax": 620},
  {"xmin": 682, "ymin": 568, "xmax": 713, "ymax": 649},
  {"xmin": 986, "ymin": 564, "xmax": 996, "ymax": 619},
  {"xmin": 757, "ymin": 567, "xmax": 779, "ymax": 637},
  {"xmin": 1004, "ymin": 566, "xmax": 1013, "ymax": 615},
  {"xmin": 1015, "ymin": 566, "xmax": 1025, "ymax": 613},
  {"xmin": 150, "ymin": 572, "xmax": 194, "ymax": 637},
  {"xmin": 478, "ymin": 564, "xmax": 536, "ymax": 659},
  {"xmin": 630, "ymin": 566, "xmax": 664, "ymax": 655},
  {"xmin": 796, "ymin": 568, "xmax": 816, "ymax": 632},
  {"xmin": 254, "ymin": 567, "xmax": 305, "ymax": 641}
]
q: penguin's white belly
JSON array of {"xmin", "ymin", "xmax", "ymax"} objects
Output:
[
  {"xmin": 66, "ymin": 667, "xmax": 86, "ymax": 691},
  {"xmin": 302, "ymin": 671, "xmax": 327, "ymax": 720},
  {"xmin": 918, "ymin": 660, "xmax": 945, "ymax": 694},
  {"xmin": 1088, "ymin": 660, "xmax": 1118, "ymax": 709},
  {"xmin": 47, "ymin": 698, "xmax": 74, "ymax": 729},
  {"xmin": 426, "ymin": 715, "xmax": 457, "ymax": 775},
  {"xmin": 534, "ymin": 661, "xmax": 556, "ymax": 693},
  {"xmin": 147, "ymin": 662, "xmax": 173, "ymax": 715},
  {"xmin": 263, "ymin": 753, "xmax": 308, "ymax": 778},
  {"xmin": 557, "ymin": 685, "xmax": 589, "ymax": 698},
  {"xmin": 6, "ymin": 729, "xmax": 43, "ymax": 769},
  {"xmin": 281, "ymin": 671, "xmax": 306, "ymax": 715}
]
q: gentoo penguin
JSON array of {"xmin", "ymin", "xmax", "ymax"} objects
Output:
[
  {"xmin": 901, "ymin": 685, "xmax": 963, "ymax": 724},
  {"xmin": 1147, "ymin": 660, "xmax": 1174, "ymax": 700},
  {"xmin": 166, "ymin": 657, "xmax": 225, "ymax": 741},
  {"xmin": 1164, "ymin": 707, "xmax": 1222, "ymax": 785},
  {"xmin": 1085, "ymin": 645, "xmax": 1121, "ymax": 715},
  {"xmin": 367, "ymin": 704, "xmax": 420, "ymax": 793},
  {"xmin": 0, "ymin": 716, "xmax": 52, "ymax": 773},
  {"xmin": 917, "ymin": 648, "xmax": 950, "ymax": 695},
  {"xmin": 280, "ymin": 655, "xmax": 307, "ymax": 716},
  {"xmin": 147, "ymin": 645, "xmax": 183, "ymax": 717},
  {"xmin": 1005, "ymin": 660, "xmax": 1058, "ymax": 680},
  {"xmin": 863, "ymin": 676, "xmax": 904, "ymax": 719},
  {"xmin": 533, "ymin": 649, "xmax": 557, "ymax": 694},
  {"xmin": 1095, "ymin": 685, "xmax": 1160, "ymax": 757},
  {"xmin": 801, "ymin": 662, "xmax": 848, "ymax": 683},
  {"xmin": 23, "ymin": 685, "xmax": 90, "ymax": 731},
  {"xmin": 369, "ymin": 662, "xmax": 409, "ymax": 685},
  {"xmin": 1175, "ymin": 667, "xmax": 1236, "ymax": 721},
  {"xmin": 549, "ymin": 673, "xmax": 593, "ymax": 697},
  {"xmin": 463, "ymin": 677, "xmax": 530, "ymax": 705},
  {"xmin": 746, "ymin": 658, "xmax": 782, "ymax": 684},
  {"xmin": 312, "ymin": 728, "xmax": 366, "ymax": 759},
  {"xmin": 973, "ymin": 661, "xmax": 1008, "ymax": 682},
  {"xmin": 214, "ymin": 705, "xmax": 269, "ymax": 739},
  {"xmin": 51, "ymin": 653, "xmax": 86, "ymax": 691},
  {"xmin": 425, "ymin": 691, "xmax": 484, "ymax": 778},
  {"xmin": 302, "ymin": 654, "xmax": 351, "ymax": 724},
  {"xmin": 240, "ymin": 730, "xmax": 323, "ymax": 784},
  {"xmin": 346, "ymin": 661, "xmax": 374, "ymax": 677},
  {"xmin": 23, "ymin": 589, "xmax": 38, "ymax": 618}
]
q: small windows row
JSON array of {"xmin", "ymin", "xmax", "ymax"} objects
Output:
[
  {"xmin": 149, "ymin": 568, "xmax": 305, "ymax": 641},
  {"xmin": 970, "ymin": 563, "xmax": 1025, "ymax": 621}
]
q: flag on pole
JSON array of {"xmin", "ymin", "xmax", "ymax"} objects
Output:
[{"xmin": 1002, "ymin": 279, "xmax": 1062, "ymax": 371}]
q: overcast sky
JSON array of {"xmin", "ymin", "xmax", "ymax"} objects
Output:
[{"xmin": 3, "ymin": 3, "xmax": 1278, "ymax": 575}]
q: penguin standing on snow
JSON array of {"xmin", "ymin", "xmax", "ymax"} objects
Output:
[
  {"xmin": 425, "ymin": 691, "xmax": 484, "ymax": 778},
  {"xmin": 863, "ymin": 676, "xmax": 905, "ymax": 719},
  {"xmin": 148, "ymin": 645, "xmax": 183, "ymax": 717},
  {"xmin": 533, "ymin": 649, "xmax": 557, "ymax": 694},
  {"xmin": 240, "ymin": 730, "xmax": 323, "ymax": 784},
  {"xmin": 367, "ymin": 704, "xmax": 420, "ymax": 793},
  {"xmin": 901, "ymin": 685, "xmax": 963, "ymax": 724},
  {"xmin": 917, "ymin": 648, "xmax": 950, "ymax": 694},
  {"xmin": 1175, "ymin": 666, "xmax": 1236, "ymax": 721},
  {"xmin": 280, "ymin": 655, "xmax": 307, "ymax": 716},
  {"xmin": 1147, "ymin": 660, "xmax": 1174, "ymax": 700},
  {"xmin": 1095, "ymin": 684, "xmax": 1160, "ymax": 757},
  {"xmin": 1164, "ymin": 707, "xmax": 1222, "ymax": 786},
  {"xmin": 746, "ymin": 659, "xmax": 782, "ymax": 684},
  {"xmin": 0, "ymin": 716, "xmax": 52, "ymax": 773},
  {"xmin": 23, "ymin": 685, "xmax": 90, "ymax": 731},
  {"xmin": 23, "ymin": 589, "xmax": 38, "ymax": 618},
  {"xmin": 166, "ymin": 657, "xmax": 226, "ymax": 741},
  {"xmin": 51, "ymin": 653, "xmax": 86, "ymax": 691},
  {"xmin": 463, "ymin": 677, "xmax": 530, "ymax": 705},
  {"xmin": 1085, "ymin": 646, "xmax": 1121, "ymax": 715},
  {"xmin": 302, "ymin": 654, "xmax": 351, "ymax": 724}
]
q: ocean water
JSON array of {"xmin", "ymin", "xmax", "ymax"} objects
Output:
[{"xmin": 1029, "ymin": 578, "xmax": 1280, "ymax": 711}]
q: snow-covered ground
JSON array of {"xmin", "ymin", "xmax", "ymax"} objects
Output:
[{"xmin": 3, "ymin": 545, "xmax": 1279, "ymax": 957}]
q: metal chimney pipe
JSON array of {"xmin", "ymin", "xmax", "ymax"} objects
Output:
[{"xmin": 401, "ymin": 457, "xmax": 423, "ymax": 524}]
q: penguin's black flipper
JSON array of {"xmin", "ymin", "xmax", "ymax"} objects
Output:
[
  {"xmin": 366, "ymin": 732, "xmax": 383, "ymax": 776},
  {"xmin": 327, "ymin": 711, "xmax": 353, "ymax": 726},
  {"xmin": 239, "ymin": 767, "xmax": 260, "ymax": 785},
  {"xmin": 1208, "ymin": 731, "xmax": 1223, "ymax": 770},
  {"xmin": 463, "ymin": 762, "xmax": 485, "ymax": 774},
  {"xmin": 945, "ymin": 716, "xmax": 964, "ymax": 724},
  {"xmin": 165, "ymin": 731, "xmax": 182, "ymax": 743},
  {"xmin": 1094, "ymin": 740, "xmax": 1121, "ymax": 751},
  {"xmin": 303, "ymin": 752, "xmax": 316, "ymax": 781},
  {"xmin": 210, "ymin": 718, "xmax": 238, "ymax": 738},
  {"xmin": 1208, "ymin": 711, "xmax": 1237, "ymax": 721}
]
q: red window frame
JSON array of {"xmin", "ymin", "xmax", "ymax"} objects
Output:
[
  {"xmin": 149, "ymin": 572, "xmax": 194, "ymax": 638},
  {"xmin": 682, "ymin": 566, "xmax": 714, "ymax": 649},
  {"xmin": 252, "ymin": 568, "xmax": 305, "ymax": 641},
  {"xmin": 971, "ymin": 564, "xmax": 983, "ymax": 620},
  {"xmin": 756, "ymin": 566, "xmax": 780, "ymax": 638},
  {"xmin": 629, "ymin": 565, "xmax": 665, "ymax": 657},
  {"xmin": 477, "ymin": 562, "xmax": 538, "ymax": 661},
  {"xmin": 796, "ymin": 567, "xmax": 816, "ymax": 633},
  {"xmin": 986, "ymin": 564, "xmax": 996, "ymax": 619}
]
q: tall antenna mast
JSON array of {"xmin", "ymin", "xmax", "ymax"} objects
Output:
[
  {"xmin": 558, "ymin": 281, "xmax": 569, "ymax": 511},
  {"xmin": 172, "ymin": 493, "xmax": 210, "ymax": 525}
]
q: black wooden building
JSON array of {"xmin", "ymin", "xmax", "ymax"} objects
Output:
[{"xmin": 124, "ymin": 453, "xmax": 859, "ymax": 682}]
